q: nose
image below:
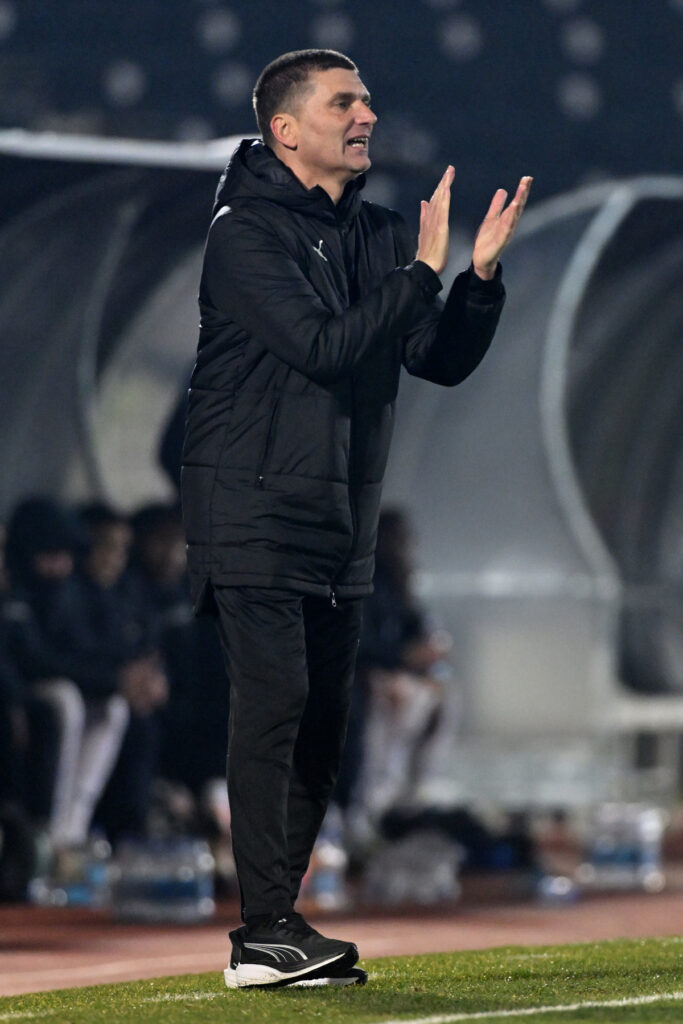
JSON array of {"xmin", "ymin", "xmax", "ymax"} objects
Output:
[{"xmin": 356, "ymin": 101, "xmax": 377, "ymax": 126}]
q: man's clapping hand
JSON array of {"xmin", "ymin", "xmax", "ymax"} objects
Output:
[
  {"xmin": 416, "ymin": 164, "xmax": 455, "ymax": 276},
  {"xmin": 472, "ymin": 176, "xmax": 533, "ymax": 280},
  {"xmin": 416, "ymin": 168, "xmax": 532, "ymax": 280}
]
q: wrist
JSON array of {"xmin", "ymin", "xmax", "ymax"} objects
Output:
[
  {"xmin": 472, "ymin": 261, "xmax": 497, "ymax": 281},
  {"xmin": 415, "ymin": 255, "xmax": 441, "ymax": 276}
]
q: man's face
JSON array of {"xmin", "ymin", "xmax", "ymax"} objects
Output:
[
  {"xmin": 85, "ymin": 522, "xmax": 132, "ymax": 589},
  {"xmin": 285, "ymin": 67, "xmax": 377, "ymax": 187},
  {"xmin": 32, "ymin": 550, "xmax": 74, "ymax": 581}
]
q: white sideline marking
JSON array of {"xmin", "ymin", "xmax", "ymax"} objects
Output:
[
  {"xmin": 374, "ymin": 990, "xmax": 683, "ymax": 1024},
  {"xmin": 142, "ymin": 992, "xmax": 218, "ymax": 1003},
  {"xmin": 0, "ymin": 1013, "xmax": 55, "ymax": 1021},
  {"xmin": 498, "ymin": 954, "xmax": 552, "ymax": 961}
]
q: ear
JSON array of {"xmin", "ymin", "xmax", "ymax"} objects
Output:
[{"xmin": 270, "ymin": 112, "xmax": 298, "ymax": 151}]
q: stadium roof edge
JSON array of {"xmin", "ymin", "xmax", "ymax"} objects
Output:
[{"xmin": 0, "ymin": 128, "xmax": 250, "ymax": 169}]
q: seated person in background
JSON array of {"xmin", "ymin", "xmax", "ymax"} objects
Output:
[
  {"xmin": 0, "ymin": 611, "xmax": 52, "ymax": 901},
  {"xmin": 0, "ymin": 520, "xmax": 26, "ymax": 814},
  {"xmin": 124, "ymin": 502, "xmax": 231, "ymax": 839},
  {"xmin": 0, "ymin": 610, "xmax": 29, "ymax": 810},
  {"xmin": 128, "ymin": 502, "xmax": 192, "ymax": 629},
  {"xmin": 0, "ymin": 522, "xmax": 57, "ymax": 830},
  {"xmin": 75, "ymin": 503, "xmax": 169, "ymax": 842},
  {"xmin": 339, "ymin": 507, "xmax": 456, "ymax": 835},
  {"xmin": 160, "ymin": 611, "xmax": 231, "ymax": 839},
  {"xmin": 3, "ymin": 497, "xmax": 163, "ymax": 852}
]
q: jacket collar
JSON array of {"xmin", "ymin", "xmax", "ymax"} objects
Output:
[{"xmin": 212, "ymin": 139, "xmax": 365, "ymax": 226}]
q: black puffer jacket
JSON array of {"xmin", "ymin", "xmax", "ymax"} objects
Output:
[{"xmin": 182, "ymin": 140, "xmax": 505, "ymax": 610}]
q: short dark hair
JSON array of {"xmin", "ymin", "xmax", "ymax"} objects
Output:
[{"xmin": 253, "ymin": 49, "xmax": 358, "ymax": 147}]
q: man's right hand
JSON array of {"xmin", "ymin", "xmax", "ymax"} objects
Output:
[{"xmin": 416, "ymin": 165, "xmax": 455, "ymax": 277}]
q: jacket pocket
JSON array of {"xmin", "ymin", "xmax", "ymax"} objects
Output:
[{"xmin": 255, "ymin": 394, "xmax": 282, "ymax": 487}]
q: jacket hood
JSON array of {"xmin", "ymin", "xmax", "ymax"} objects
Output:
[
  {"xmin": 211, "ymin": 138, "xmax": 365, "ymax": 226},
  {"xmin": 5, "ymin": 497, "xmax": 87, "ymax": 585}
]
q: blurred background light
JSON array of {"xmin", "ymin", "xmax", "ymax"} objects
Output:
[
  {"xmin": 102, "ymin": 60, "xmax": 147, "ymax": 109},
  {"xmin": 310, "ymin": 12, "xmax": 355, "ymax": 49},
  {"xmin": 195, "ymin": 6, "xmax": 241, "ymax": 54},
  {"xmin": 557, "ymin": 72, "xmax": 602, "ymax": 120},
  {"xmin": 439, "ymin": 14, "xmax": 484, "ymax": 61},
  {"xmin": 0, "ymin": 0, "xmax": 17, "ymax": 41},
  {"xmin": 211, "ymin": 61, "xmax": 252, "ymax": 106},
  {"xmin": 559, "ymin": 17, "xmax": 605, "ymax": 64}
]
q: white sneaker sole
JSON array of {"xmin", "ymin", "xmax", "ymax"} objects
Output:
[
  {"xmin": 286, "ymin": 974, "xmax": 361, "ymax": 988},
  {"xmin": 224, "ymin": 953, "xmax": 346, "ymax": 989}
]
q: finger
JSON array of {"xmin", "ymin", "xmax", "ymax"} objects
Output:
[
  {"xmin": 485, "ymin": 188, "xmax": 507, "ymax": 220},
  {"xmin": 506, "ymin": 177, "xmax": 533, "ymax": 223},
  {"xmin": 514, "ymin": 175, "xmax": 533, "ymax": 207},
  {"xmin": 520, "ymin": 174, "xmax": 533, "ymax": 194},
  {"xmin": 430, "ymin": 165, "xmax": 455, "ymax": 202}
]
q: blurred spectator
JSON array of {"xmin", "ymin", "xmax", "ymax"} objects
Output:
[
  {"xmin": 0, "ymin": 605, "xmax": 29, "ymax": 807},
  {"xmin": 3, "ymin": 497, "xmax": 160, "ymax": 851},
  {"xmin": 334, "ymin": 507, "xmax": 536, "ymax": 879},
  {"xmin": 0, "ymin": 517, "xmax": 59, "ymax": 832},
  {"xmin": 75, "ymin": 503, "xmax": 169, "ymax": 843},
  {"xmin": 0, "ymin": 520, "xmax": 25, "ymax": 811},
  {"xmin": 68, "ymin": 502, "xmax": 168, "ymax": 717},
  {"xmin": 127, "ymin": 501, "xmax": 230, "ymax": 843},
  {"xmin": 338, "ymin": 508, "xmax": 456, "ymax": 835},
  {"xmin": 0, "ymin": 603, "xmax": 47, "ymax": 900},
  {"xmin": 160, "ymin": 615, "xmax": 229, "ymax": 821},
  {"xmin": 128, "ymin": 501, "xmax": 191, "ymax": 627}
]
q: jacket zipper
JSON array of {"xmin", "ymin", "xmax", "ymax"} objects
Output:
[
  {"xmin": 330, "ymin": 220, "xmax": 358, "ymax": 606},
  {"xmin": 255, "ymin": 395, "xmax": 281, "ymax": 487}
]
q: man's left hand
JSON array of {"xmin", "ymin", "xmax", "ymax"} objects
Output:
[{"xmin": 471, "ymin": 176, "xmax": 533, "ymax": 280}]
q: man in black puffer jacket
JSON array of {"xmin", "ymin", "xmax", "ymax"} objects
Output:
[{"xmin": 181, "ymin": 49, "xmax": 531, "ymax": 988}]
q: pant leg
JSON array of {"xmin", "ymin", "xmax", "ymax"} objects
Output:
[
  {"xmin": 287, "ymin": 595, "xmax": 363, "ymax": 904},
  {"xmin": 31, "ymin": 679, "xmax": 86, "ymax": 846},
  {"xmin": 95, "ymin": 711, "xmax": 159, "ymax": 842},
  {"xmin": 213, "ymin": 586, "xmax": 308, "ymax": 921},
  {"xmin": 60, "ymin": 695, "xmax": 129, "ymax": 847},
  {"xmin": 24, "ymin": 695, "xmax": 61, "ymax": 819}
]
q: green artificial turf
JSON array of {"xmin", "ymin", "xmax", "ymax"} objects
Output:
[{"xmin": 2, "ymin": 937, "xmax": 682, "ymax": 1024}]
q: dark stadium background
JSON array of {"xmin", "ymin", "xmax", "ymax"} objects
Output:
[{"xmin": 1, "ymin": 0, "xmax": 681, "ymax": 228}]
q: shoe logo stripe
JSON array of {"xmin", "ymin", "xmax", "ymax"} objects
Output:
[{"xmin": 243, "ymin": 942, "xmax": 307, "ymax": 963}]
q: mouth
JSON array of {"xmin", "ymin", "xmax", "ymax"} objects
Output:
[{"xmin": 346, "ymin": 136, "xmax": 369, "ymax": 150}]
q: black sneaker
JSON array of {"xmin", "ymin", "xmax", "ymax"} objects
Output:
[{"xmin": 224, "ymin": 913, "xmax": 359, "ymax": 988}]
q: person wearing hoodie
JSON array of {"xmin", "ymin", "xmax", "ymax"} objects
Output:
[
  {"xmin": 3, "ymin": 498, "xmax": 158, "ymax": 853},
  {"xmin": 73, "ymin": 503, "xmax": 169, "ymax": 843},
  {"xmin": 182, "ymin": 49, "xmax": 531, "ymax": 988}
]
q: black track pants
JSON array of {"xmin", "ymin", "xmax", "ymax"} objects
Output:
[{"xmin": 213, "ymin": 586, "xmax": 362, "ymax": 920}]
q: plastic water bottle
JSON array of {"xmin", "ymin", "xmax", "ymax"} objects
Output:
[
  {"xmin": 300, "ymin": 804, "xmax": 349, "ymax": 911},
  {"xmin": 575, "ymin": 803, "xmax": 666, "ymax": 893},
  {"xmin": 28, "ymin": 834, "xmax": 112, "ymax": 908},
  {"xmin": 535, "ymin": 872, "xmax": 580, "ymax": 904},
  {"xmin": 111, "ymin": 838, "xmax": 216, "ymax": 923}
]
